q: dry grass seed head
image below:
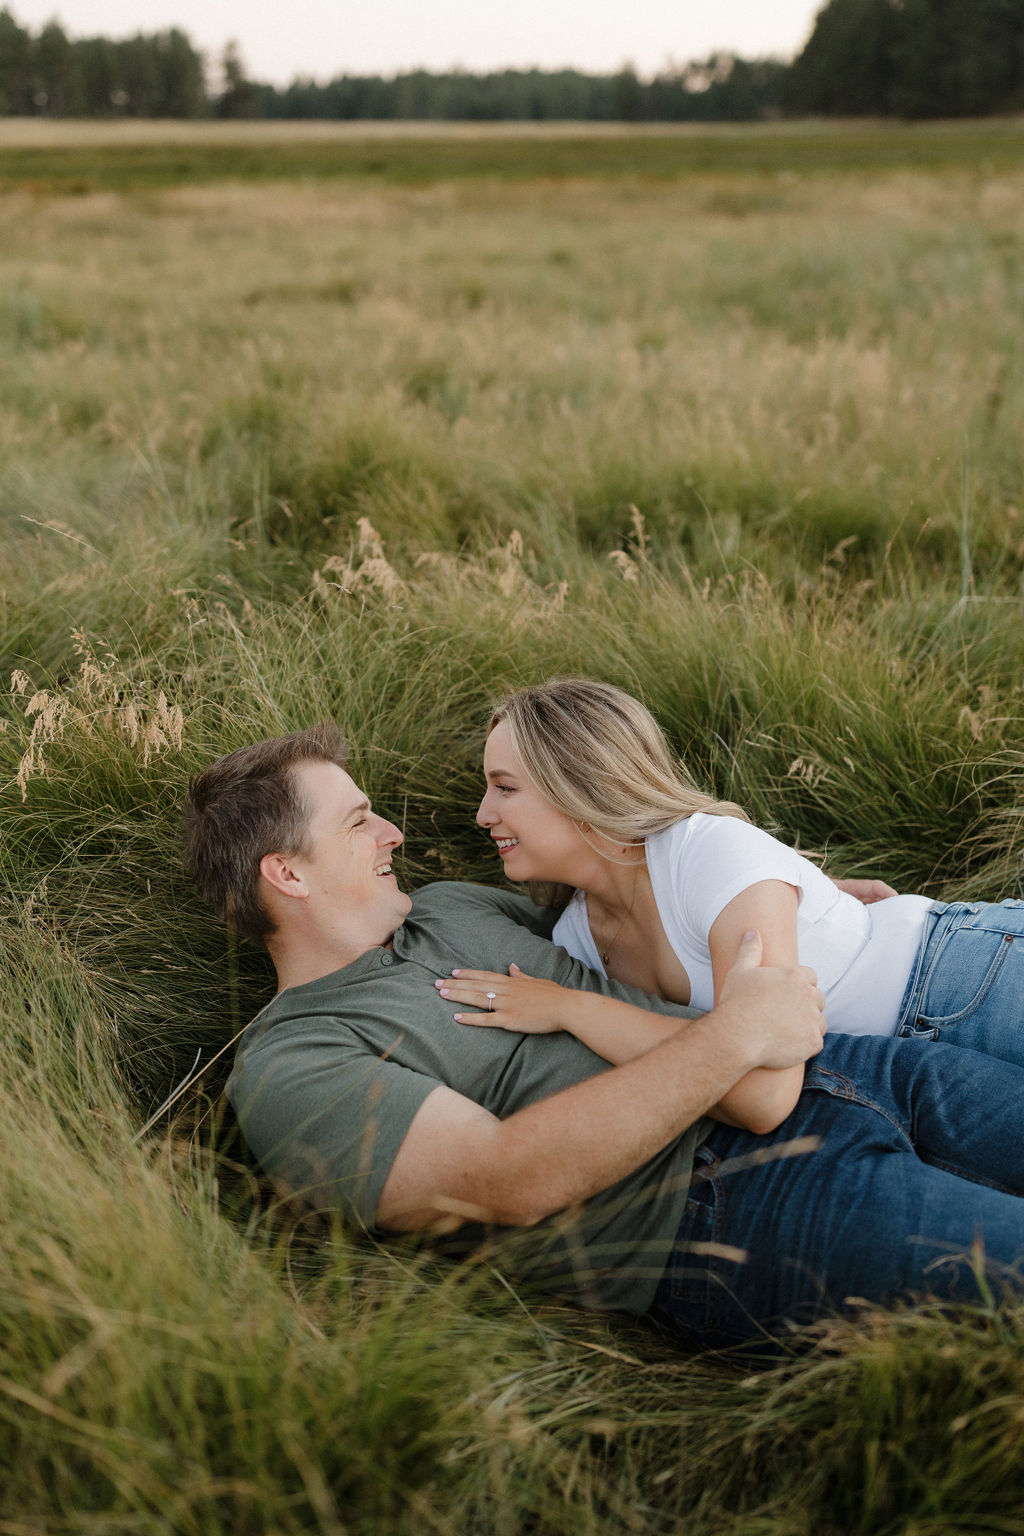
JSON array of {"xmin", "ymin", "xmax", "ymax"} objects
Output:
[{"xmin": 13, "ymin": 635, "xmax": 187, "ymax": 798}]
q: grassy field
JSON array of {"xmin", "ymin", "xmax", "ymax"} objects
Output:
[
  {"xmin": 3, "ymin": 114, "xmax": 1024, "ymax": 189},
  {"xmin": 2, "ymin": 120, "xmax": 1024, "ymax": 1532}
]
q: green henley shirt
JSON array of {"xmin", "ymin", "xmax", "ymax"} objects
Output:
[{"xmin": 227, "ymin": 880, "xmax": 710, "ymax": 1315}]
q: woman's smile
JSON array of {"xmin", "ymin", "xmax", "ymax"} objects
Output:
[{"xmin": 477, "ymin": 721, "xmax": 583, "ymax": 882}]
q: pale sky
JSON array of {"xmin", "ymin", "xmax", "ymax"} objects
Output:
[{"xmin": 8, "ymin": 3, "xmax": 824, "ymax": 85}]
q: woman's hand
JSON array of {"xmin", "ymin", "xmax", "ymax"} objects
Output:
[{"xmin": 435, "ymin": 964, "xmax": 575, "ymax": 1033}]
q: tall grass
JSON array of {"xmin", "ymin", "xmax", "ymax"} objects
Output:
[{"xmin": 2, "ymin": 125, "xmax": 1024, "ymax": 1532}]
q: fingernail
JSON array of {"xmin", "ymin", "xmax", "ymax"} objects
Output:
[
  {"xmin": 451, "ymin": 969, "xmax": 462, "ymax": 976},
  {"xmin": 438, "ymin": 987, "xmax": 450, "ymax": 998},
  {"xmin": 453, "ymin": 1012, "xmax": 463, "ymax": 1022}
]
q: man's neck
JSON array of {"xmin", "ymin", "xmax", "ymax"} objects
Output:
[{"xmin": 269, "ymin": 931, "xmax": 396, "ymax": 994}]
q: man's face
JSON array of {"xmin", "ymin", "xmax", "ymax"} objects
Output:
[{"xmin": 289, "ymin": 759, "xmax": 412, "ymax": 939}]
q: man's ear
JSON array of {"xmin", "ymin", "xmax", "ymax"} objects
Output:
[{"xmin": 259, "ymin": 851, "xmax": 309, "ymax": 901}]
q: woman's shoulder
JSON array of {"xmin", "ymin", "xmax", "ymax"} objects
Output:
[
  {"xmin": 647, "ymin": 812, "xmax": 763, "ymax": 855},
  {"xmin": 647, "ymin": 813, "xmax": 805, "ymax": 888}
]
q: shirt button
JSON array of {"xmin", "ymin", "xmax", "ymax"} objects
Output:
[{"xmin": 380, "ymin": 952, "xmax": 394, "ymax": 966}]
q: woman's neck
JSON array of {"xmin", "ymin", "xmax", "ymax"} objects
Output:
[
  {"xmin": 573, "ymin": 841, "xmax": 649, "ymax": 922},
  {"xmin": 576, "ymin": 847, "xmax": 651, "ymax": 969},
  {"xmin": 579, "ymin": 849, "xmax": 645, "ymax": 905}
]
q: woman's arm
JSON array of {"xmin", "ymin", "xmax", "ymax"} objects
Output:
[
  {"xmin": 706, "ymin": 880, "xmax": 806, "ymax": 1132},
  {"xmin": 435, "ymin": 966, "xmax": 687, "ymax": 1061},
  {"xmin": 710, "ymin": 875, "xmax": 893, "ymax": 1130}
]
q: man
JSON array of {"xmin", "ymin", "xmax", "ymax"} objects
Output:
[{"xmin": 184, "ymin": 723, "xmax": 1024, "ymax": 1349}]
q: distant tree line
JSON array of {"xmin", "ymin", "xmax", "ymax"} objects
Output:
[
  {"xmin": 0, "ymin": 1, "xmax": 1022, "ymax": 121},
  {"xmin": 243, "ymin": 57, "xmax": 790, "ymax": 123},
  {"xmin": 0, "ymin": 10, "xmax": 206, "ymax": 116},
  {"xmin": 787, "ymin": 0, "xmax": 1024, "ymax": 117}
]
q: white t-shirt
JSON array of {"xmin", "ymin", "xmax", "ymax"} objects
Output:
[{"xmin": 551, "ymin": 814, "xmax": 931, "ymax": 1036}]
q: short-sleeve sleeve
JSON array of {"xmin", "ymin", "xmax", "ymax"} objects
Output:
[
  {"xmin": 228, "ymin": 1028, "xmax": 439, "ymax": 1228},
  {"xmin": 661, "ymin": 815, "xmax": 813, "ymax": 941},
  {"xmin": 644, "ymin": 815, "xmax": 826, "ymax": 1011}
]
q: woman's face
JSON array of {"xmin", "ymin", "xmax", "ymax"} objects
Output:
[{"xmin": 476, "ymin": 720, "xmax": 584, "ymax": 884}]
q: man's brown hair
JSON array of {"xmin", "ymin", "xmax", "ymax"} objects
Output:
[{"xmin": 183, "ymin": 721, "xmax": 349, "ymax": 944}]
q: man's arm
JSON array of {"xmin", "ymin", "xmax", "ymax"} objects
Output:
[{"xmin": 376, "ymin": 930, "xmax": 825, "ymax": 1232}]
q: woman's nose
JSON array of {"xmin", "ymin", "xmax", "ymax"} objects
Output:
[{"xmin": 476, "ymin": 792, "xmax": 494, "ymax": 827}]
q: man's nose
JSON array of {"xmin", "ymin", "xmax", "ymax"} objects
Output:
[{"xmin": 378, "ymin": 818, "xmax": 403, "ymax": 848}]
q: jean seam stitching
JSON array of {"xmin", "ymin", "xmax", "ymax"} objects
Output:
[
  {"xmin": 922, "ymin": 1156, "xmax": 1021, "ymax": 1197},
  {"xmin": 806, "ymin": 1067, "xmax": 911, "ymax": 1141}
]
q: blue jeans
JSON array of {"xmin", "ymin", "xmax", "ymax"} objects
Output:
[
  {"xmin": 650, "ymin": 1032, "xmax": 1024, "ymax": 1353},
  {"xmin": 895, "ymin": 899, "xmax": 1024, "ymax": 1065}
]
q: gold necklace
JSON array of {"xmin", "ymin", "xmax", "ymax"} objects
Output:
[{"xmin": 596, "ymin": 861, "xmax": 642, "ymax": 967}]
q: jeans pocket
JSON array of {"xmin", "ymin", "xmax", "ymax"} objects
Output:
[{"xmin": 914, "ymin": 908, "xmax": 1023, "ymax": 1028}]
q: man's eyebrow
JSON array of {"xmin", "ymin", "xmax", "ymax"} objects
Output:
[{"xmin": 342, "ymin": 798, "xmax": 371, "ymax": 824}]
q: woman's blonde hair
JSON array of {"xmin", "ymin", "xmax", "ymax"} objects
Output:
[{"xmin": 489, "ymin": 678, "xmax": 748, "ymax": 907}]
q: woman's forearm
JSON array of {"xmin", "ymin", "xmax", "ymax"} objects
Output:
[
  {"xmin": 566, "ymin": 997, "xmax": 806, "ymax": 1133},
  {"xmin": 560, "ymin": 990, "xmax": 689, "ymax": 1063},
  {"xmin": 709, "ymin": 1064, "xmax": 805, "ymax": 1133}
]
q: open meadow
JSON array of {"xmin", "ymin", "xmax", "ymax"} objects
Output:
[{"xmin": 2, "ymin": 118, "xmax": 1024, "ymax": 1532}]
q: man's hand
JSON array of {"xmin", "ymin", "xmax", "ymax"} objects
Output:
[
  {"xmin": 831, "ymin": 876, "xmax": 898, "ymax": 904},
  {"xmin": 715, "ymin": 929, "xmax": 827, "ymax": 1072}
]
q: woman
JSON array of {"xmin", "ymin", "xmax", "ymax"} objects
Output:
[{"xmin": 435, "ymin": 678, "xmax": 1024, "ymax": 1132}]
